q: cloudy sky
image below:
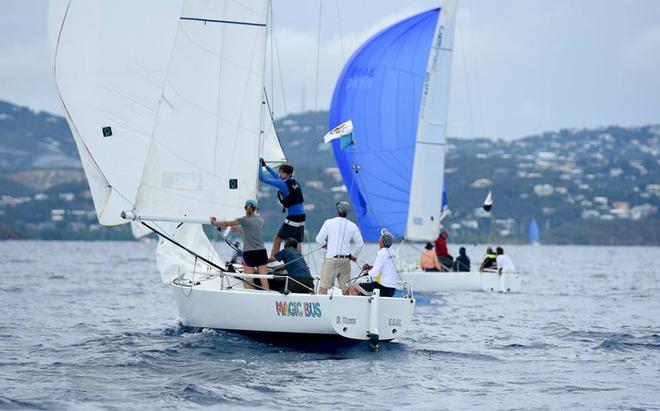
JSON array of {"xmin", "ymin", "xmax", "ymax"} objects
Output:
[{"xmin": 1, "ymin": 0, "xmax": 659, "ymax": 139}]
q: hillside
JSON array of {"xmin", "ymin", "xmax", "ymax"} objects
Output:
[{"xmin": 0, "ymin": 100, "xmax": 658, "ymax": 244}]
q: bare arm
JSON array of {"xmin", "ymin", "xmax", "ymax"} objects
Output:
[{"xmin": 210, "ymin": 217, "xmax": 240, "ymax": 228}]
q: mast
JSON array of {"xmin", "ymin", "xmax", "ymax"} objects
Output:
[{"xmin": 405, "ymin": 0, "xmax": 457, "ymax": 241}]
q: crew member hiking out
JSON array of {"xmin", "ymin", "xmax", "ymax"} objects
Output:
[{"xmin": 259, "ymin": 159, "xmax": 305, "ymax": 257}]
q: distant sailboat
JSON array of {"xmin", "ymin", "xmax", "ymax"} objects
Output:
[
  {"xmin": 328, "ymin": 1, "xmax": 520, "ymax": 293},
  {"xmin": 483, "ymin": 190, "xmax": 493, "ymax": 212},
  {"xmin": 528, "ymin": 218, "xmax": 540, "ymax": 245}
]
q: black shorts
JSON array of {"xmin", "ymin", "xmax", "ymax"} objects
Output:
[
  {"xmin": 269, "ymin": 277, "xmax": 315, "ymax": 294},
  {"xmin": 277, "ymin": 214, "xmax": 305, "ymax": 242},
  {"xmin": 359, "ymin": 282, "xmax": 396, "ymax": 297},
  {"xmin": 243, "ymin": 249, "xmax": 268, "ymax": 268}
]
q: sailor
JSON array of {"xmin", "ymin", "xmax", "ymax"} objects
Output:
[
  {"xmin": 267, "ymin": 238, "xmax": 315, "ymax": 294},
  {"xmin": 495, "ymin": 246, "xmax": 517, "ymax": 274},
  {"xmin": 259, "ymin": 159, "xmax": 305, "ymax": 257},
  {"xmin": 210, "ymin": 199, "xmax": 269, "ymax": 290},
  {"xmin": 420, "ymin": 242, "xmax": 442, "ymax": 272},
  {"xmin": 434, "ymin": 229, "xmax": 453, "ymax": 271},
  {"xmin": 479, "ymin": 247, "xmax": 498, "ymax": 272},
  {"xmin": 452, "ymin": 247, "xmax": 471, "ymax": 272},
  {"xmin": 348, "ymin": 229, "xmax": 398, "ymax": 297},
  {"xmin": 315, "ymin": 201, "xmax": 364, "ymax": 295}
]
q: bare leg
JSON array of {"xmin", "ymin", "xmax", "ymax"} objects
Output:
[
  {"xmin": 318, "ymin": 287, "xmax": 327, "ymax": 295},
  {"xmin": 243, "ymin": 266, "xmax": 255, "ymax": 289},
  {"xmin": 258, "ymin": 264, "xmax": 269, "ymax": 290},
  {"xmin": 270, "ymin": 235, "xmax": 282, "ymax": 258}
]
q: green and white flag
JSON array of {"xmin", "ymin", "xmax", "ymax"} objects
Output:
[{"xmin": 323, "ymin": 120, "xmax": 353, "ymax": 150}]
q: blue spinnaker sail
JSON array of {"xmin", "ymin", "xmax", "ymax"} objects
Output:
[
  {"xmin": 528, "ymin": 218, "xmax": 540, "ymax": 245},
  {"xmin": 328, "ymin": 8, "xmax": 445, "ymax": 241}
]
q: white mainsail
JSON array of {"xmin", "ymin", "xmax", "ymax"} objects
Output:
[
  {"xmin": 405, "ymin": 0, "xmax": 457, "ymax": 241},
  {"xmin": 132, "ymin": 0, "xmax": 273, "ymax": 223},
  {"xmin": 49, "ymin": 0, "xmax": 182, "ymax": 225}
]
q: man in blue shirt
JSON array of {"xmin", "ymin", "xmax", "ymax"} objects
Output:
[
  {"xmin": 268, "ymin": 238, "xmax": 314, "ymax": 294},
  {"xmin": 259, "ymin": 159, "xmax": 305, "ymax": 257}
]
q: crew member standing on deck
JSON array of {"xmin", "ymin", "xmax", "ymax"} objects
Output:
[
  {"xmin": 315, "ymin": 201, "xmax": 364, "ymax": 295},
  {"xmin": 259, "ymin": 158, "xmax": 305, "ymax": 257}
]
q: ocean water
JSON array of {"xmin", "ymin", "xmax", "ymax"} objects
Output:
[{"xmin": 1, "ymin": 241, "xmax": 659, "ymax": 410}]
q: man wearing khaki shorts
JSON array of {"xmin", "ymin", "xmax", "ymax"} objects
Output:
[{"xmin": 315, "ymin": 201, "xmax": 364, "ymax": 294}]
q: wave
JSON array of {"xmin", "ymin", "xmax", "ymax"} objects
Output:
[{"xmin": 597, "ymin": 334, "xmax": 660, "ymax": 351}]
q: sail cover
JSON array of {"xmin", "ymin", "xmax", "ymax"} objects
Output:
[
  {"xmin": 133, "ymin": 0, "xmax": 272, "ymax": 222},
  {"xmin": 328, "ymin": 8, "xmax": 442, "ymax": 241},
  {"xmin": 49, "ymin": 0, "xmax": 182, "ymax": 225}
]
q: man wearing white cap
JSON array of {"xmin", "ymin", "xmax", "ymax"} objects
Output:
[
  {"xmin": 348, "ymin": 229, "xmax": 398, "ymax": 297},
  {"xmin": 315, "ymin": 201, "xmax": 364, "ymax": 294}
]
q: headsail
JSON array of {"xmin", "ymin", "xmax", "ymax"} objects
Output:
[
  {"xmin": 483, "ymin": 190, "xmax": 493, "ymax": 212},
  {"xmin": 406, "ymin": 0, "xmax": 457, "ymax": 241},
  {"xmin": 328, "ymin": 9, "xmax": 440, "ymax": 241},
  {"xmin": 48, "ymin": 0, "xmax": 182, "ymax": 225},
  {"xmin": 133, "ymin": 0, "xmax": 272, "ymax": 223}
]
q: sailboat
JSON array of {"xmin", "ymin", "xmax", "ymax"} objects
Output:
[
  {"xmin": 49, "ymin": 0, "xmax": 415, "ymax": 342},
  {"xmin": 327, "ymin": 1, "xmax": 520, "ymax": 293},
  {"xmin": 528, "ymin": 218, "xmax": 540, "ymax": 245}
]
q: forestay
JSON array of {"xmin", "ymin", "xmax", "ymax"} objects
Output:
[
  {"xmin": 49, "ymin": 0, "xmax": 182, "ymax": 225},
  {"xmin": 133, "ymin": 0, "xmax": 274, "ymax": 223},
  {"xmin": 406, "ymin": 0, "xmax": 457, "ymax": 241}
]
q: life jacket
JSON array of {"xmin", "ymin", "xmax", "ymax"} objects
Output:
[
  {"xmin": 486, "ymin": 253, "xmax": 497, "ymax": 259},
  {"xmin": 277, "ymin": 178, "xmax": 304, "ymax": 212}
]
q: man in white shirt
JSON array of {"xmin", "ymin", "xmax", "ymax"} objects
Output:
[
  {"xmin": 315, "ymin": 201, "xmax": 364, "ymax": 294},
  {"xmin": 349, "ymin": 229, "xmax": 398, "ymax": 297},
  {"xmin": 495, "ymin": 246, "xmax": 517, "ymax": 273}
]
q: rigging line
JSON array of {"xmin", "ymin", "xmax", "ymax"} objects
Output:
[
  {"xmin": 308, "ymin": 0, "xmax": 323, "ymax": 155},
  {"xmin": 271, "ymin": 13, "xmax": 289, "ymax": 117},
  {"xmin": 269, "ymin": 0, "xmax": 275, "ymax": 117},
  {"xmin": 457, "ymin": 7, "xmax": 475, "ymax": 139}
]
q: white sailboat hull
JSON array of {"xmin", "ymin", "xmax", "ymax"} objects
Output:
[
  {"xmin": 399, "ymin": 271, "xmax": 521, "ymax": 293},
  {"xmin": 171, "ymin": 278, "xmax": 415, "ymax": 342}
]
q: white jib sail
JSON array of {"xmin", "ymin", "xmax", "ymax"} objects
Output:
[
  {"xmin": 48, "ymin": 0, "xmax": 182, "ymax": 225},
  {"xmin": 155, "ymin": 222, "xmax": 224, "ymax": 284},
  {"xmin": 133, "ymin": 0, "xmax": 271, "ymax": 223},
  {"xmin": 405, "ymin": 0, "xmax": 457, "ymax": 241}
]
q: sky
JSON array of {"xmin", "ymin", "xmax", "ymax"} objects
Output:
[{"xmin": 1, "ymin": 0, "xmax": 659, "ymax": 139}]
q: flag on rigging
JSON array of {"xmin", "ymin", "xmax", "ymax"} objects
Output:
[
  {"xmin": 483, "ymin": 190, "xmax": 493, "ymax": 212},
  {"xmin": 323, "ymin": 120, "xmax": 353, "ymax": 150}
]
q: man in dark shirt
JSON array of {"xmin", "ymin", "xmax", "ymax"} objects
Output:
[
  {"xmin": 452, "ymin": 247, "xmax": 471, "ymax": 272},
  {"xmin": 479, "ymin": 247, "xmax": 497, "ymax": 271},
  {"xmin": 268, "ymin": 238, "xmax": 314, "ymax": 294}
]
